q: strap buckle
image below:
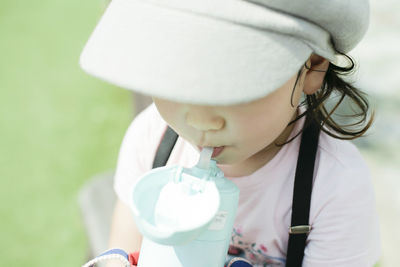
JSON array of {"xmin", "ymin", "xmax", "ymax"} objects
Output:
[{"xmin": 289, "ymin": 225, "xmax": 311, "ymax": 234}]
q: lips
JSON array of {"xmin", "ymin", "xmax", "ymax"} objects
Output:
[{"xmin": 211, "ymin": 146, "xmax": 225, "ymax": 157}]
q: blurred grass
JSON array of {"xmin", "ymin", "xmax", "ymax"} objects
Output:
[{"xmin": 0, "ymin": 0, "xmax": 132, "ymax": 266}]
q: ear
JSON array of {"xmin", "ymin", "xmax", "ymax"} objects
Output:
[{"xmin": 302, "ymin": 54, "xmax": 330, "ymax": 95}]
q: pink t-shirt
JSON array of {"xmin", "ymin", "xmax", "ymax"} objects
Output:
[{"xmin": 114, "ymin": 104, "xmax": 381, "ymax": 267}]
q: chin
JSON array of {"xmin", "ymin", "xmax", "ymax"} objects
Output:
[{"xmin": 214, "ymin": 152, "xmax": 241, "ymax": 166}]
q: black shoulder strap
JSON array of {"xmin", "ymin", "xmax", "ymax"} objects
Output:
[
  {"xmin": 152, "ymin": 126, "xmax": 179, "ymax": 168},
  {"xmin": 285, "ymin": 114, "xmax": 321, "ymax": 267}
]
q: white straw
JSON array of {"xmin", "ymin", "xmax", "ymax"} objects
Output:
[{"xmin": 196, "ymin": 147, "xmax": 213, "ymax": 169}]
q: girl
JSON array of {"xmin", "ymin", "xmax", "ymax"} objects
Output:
[{"xmin": 80, "ymin": 0, "xmax": 380, "ymax": 266}]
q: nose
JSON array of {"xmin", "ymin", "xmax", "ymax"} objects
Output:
[{"xmin": 185, "ymin": 106, "xmax": 225, "ymax": 131}]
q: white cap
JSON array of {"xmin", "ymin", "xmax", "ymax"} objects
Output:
[{"xmin": 79, "ymin": 0, "xmax": 369, "ymax": 105}]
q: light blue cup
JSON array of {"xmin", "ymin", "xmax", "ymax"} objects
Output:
[
  {"xmin": 132, "ymin": 159, "xmax": 240, "ymax": 267},
  {"xmin": 131, "ymin": 164, "xmax": 221, "ymax": 246}
]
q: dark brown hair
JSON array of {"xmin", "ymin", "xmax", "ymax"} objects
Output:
[{"xmin": 284, "ymin": 53, "xmax": 374, "ymax": 144}]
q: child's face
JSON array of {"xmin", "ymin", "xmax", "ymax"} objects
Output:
[{"xmin": 153, "ymin": 70, "xmax": 306, "ymax": 177}]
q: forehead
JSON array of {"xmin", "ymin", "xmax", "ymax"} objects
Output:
[
  {"xmin": 153, "ymin": 73, "xmax": 299, "ymax": 118},
  {"xmin": 153, "ymin": 70, "xmax": 300, "ymax": 109}
]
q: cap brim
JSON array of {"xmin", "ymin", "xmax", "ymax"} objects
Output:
[{"xmin": 80, "ymin": 0, "xmax": 312, "ymax": 105}]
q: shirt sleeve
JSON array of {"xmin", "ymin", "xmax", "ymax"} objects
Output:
[
  {"xmin": 113, "ymin": 103, "xmax": 167, "ymax": 206},
  {"xmin": 303, "ymin": 143, "xmax": 381, "ymax": 267}
]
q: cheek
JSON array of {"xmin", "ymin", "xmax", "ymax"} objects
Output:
[
  {"xmin": 231, "ymin": 102, "xmax": 272, "ymax": 135},
  {"xmin": 231, "ymin": 99, "xmax": 295, "ymax": 148},
  {"xmin": 153, "ymin": 99, "xmax": 182, "ymax": 129},
  {"xmin": 235, "ymin": 114, "xmax": 280, "ymax": 145}
]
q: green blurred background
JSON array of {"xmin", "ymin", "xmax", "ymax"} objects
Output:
[
  {"xmin": 0, "ymin": 0, "xmax": 132, "ymax": 266},
  {"xmin": 0, "ymin": 0, "xmax": 399, "ymax": 266}
]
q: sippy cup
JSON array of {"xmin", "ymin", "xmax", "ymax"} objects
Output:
[{"xmin": 131, "ymin": 147, "xmax": 240, "ymax": 267}]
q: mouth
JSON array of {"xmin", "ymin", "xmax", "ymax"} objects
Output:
[{"xmin": 198, "ymin": 146, "xmax": 225, "ymax": 158}]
